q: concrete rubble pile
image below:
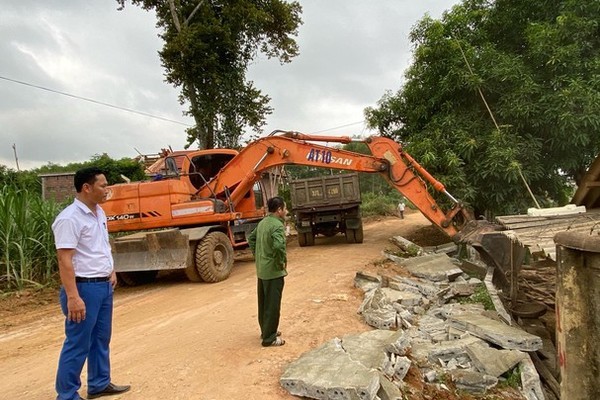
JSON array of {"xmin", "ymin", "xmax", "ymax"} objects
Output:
[{"xmin": 280, "ymin": 237, "xmax": 547, "ymax": 400}]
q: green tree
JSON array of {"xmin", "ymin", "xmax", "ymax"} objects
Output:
[
  {"xmin": 365, "ymin": 0, "xmax": 599, "ymax": 216},
  {"xmin": 117, "ymin": 0, "xmax": 302, "ymax": 149}
]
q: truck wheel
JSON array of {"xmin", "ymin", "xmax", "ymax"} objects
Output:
[
  {"xmin": 306, "ymin": 232, "xmax": 315, "ymax": 246},
  {"xmin": 298, "ymin": 233, "xmax": 308, "ymax": 247},
  {"xmin": 354, "ymin": 225, "xmax": 364, "ymax": 243},
  {"xmin": 118, "ymin": 271, "xmax": 158, "ymax": 286},
  {"xmin": 345, "ymin": 229, "xmax": 356, "ymax": 244},
  {"xmin": 195, "ymin": 232, "xmax": 234, "ymax": 283}
]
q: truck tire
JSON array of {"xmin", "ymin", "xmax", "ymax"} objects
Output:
[
  {"xmin": 195, "ymin": 232, "xmax": 234, "ymax": 283},
  {"xmin": 354, "ymin": 225, "xmax": 364, "ymax": 243},
  {"xmin": 298, "ymin": 232, "xmax": 315, "ymax": 247},
  {"xmin": 298, "ymin": 232, "xmax": 307, "ymax": 247},
  {"xmin": 345, "ymin": 229, "xmax": 356, "ymax": 243},
  {"xmin": 118, "ymin": 270, "xmax": 158, "ymax": 286},
  {"xmin": 345, "ymin": 226, "xmax": 364, "ymax": 244},
  {"xmin": 306, "ymin": 232, "xmax": 315, "ymax": 246}
]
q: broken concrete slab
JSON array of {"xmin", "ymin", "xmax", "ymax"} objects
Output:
[
  {"xmin": 448, "ymin": 313, "xmax": 542, "ymax": 351},
  {"xmin": 358, "ymin": 288, "xmax": 398, "ymax": 330},
  {"xmin": 411, "ymin": 335, "xmax": 484, "ymax": 366},
  {"xmin": 382, "ymin": 353, "xmax": 411, "ymax": 381},
  {"xmin": 448, "ymin": 370, "xmax": 498, "ymax": 394},
  {"xmin": 519, "ymin": 354, "xmax": 546, "ymax": 400},
  {"xmin": 392, "ymin": 253, "xmax": 464, "ymax": 282},
  {"xmin": 484, "ymin": 266, "xmax": 512, "ymax": 324},
  {"xmin": 466, "ymin": 342, "xmax": 527, "ymax": 377},
  {"xmin": 391, "ymin": 276, "xmax": 441, "ymax": 298},
  {"xmin": 377, "ymin": 374, "xmax": 402, "ymax": 400},
  {"xmin": 280, "ymin": 338, "xmax": 380, "ymax": 400},
  {"xmin": 459, "ymin": 259, "xmax": 488, "ymax": 280},
  {"xmin": 422, "ymin": 241, "xmax": 457, "ymax": 255},
  {"xmin": 390, "ymin": 235, "xmax": 424, "ymax": 256},
  {"xmin": 429, "ymin": 303, "xmax": 485, "ymax": 320},
  {"xmin": 380, "ymin": 287, "xmax": 423, "ymax": 307},
  {"xmin": 354, "ymin": 271, "xmax": 382, "ymax": 293},
  {"xmin": 281, "ymin": 330, "xmax": 413, "ymax": 400},
  {"xmin": 341, "ymin": 330, "xmax": 400, "ymax": 370}
]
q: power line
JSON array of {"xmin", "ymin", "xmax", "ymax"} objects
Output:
[
  {"xmin": 310, "ymin": 120, "xmax": 367, "ymax": 134},
  {"xmin": 0, "ymin": 75, "xmax": 193, "ymax": 127}
]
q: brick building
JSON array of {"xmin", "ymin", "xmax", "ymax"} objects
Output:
[{"xmin": 39, "ymin": 172, "xmax": 76, "ymax": 202}]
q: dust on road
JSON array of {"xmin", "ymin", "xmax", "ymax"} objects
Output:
[{"xmin": 0, "ymin": 213, "xmax": 431, "ymax": 400}]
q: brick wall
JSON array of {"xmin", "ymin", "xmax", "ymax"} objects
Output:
[{"xmin": 40, "ymin": 173, "xmax": 76, "ymax": 202}]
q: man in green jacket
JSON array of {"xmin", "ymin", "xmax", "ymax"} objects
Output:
[{"xmin": 248, "ymin": 196, "xmax": 288, "ymax": 347}]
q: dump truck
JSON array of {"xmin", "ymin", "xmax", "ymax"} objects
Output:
[
  {"xmin": 103, "ymin": 130, "xmax": 485, "ymax": 285},
  {"xmin": 290, "ymin": 173, "xmax": 363, "ymax": 246}
]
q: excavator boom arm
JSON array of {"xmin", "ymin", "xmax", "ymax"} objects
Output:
[{"xmin": 199, "ymin": 132, "xmax": 471, "ymax": 237}]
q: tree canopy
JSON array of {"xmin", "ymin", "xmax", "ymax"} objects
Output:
[
  {"xmin": 117, "ymin": 0, "xmax": 302, "ymax": 149},
  {"xmin": 365, "ymin": 0, "xmax": 600, "ymax": 216}
]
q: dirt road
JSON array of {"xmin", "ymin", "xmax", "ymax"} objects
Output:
[{"xmin": 0, "ymin": 213, "xmax": 432, "ymax": 400}]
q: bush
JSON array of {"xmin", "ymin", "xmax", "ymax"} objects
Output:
[{"xmin": 361, "ymin": 192, "xmax": 404, "ymax": 217}]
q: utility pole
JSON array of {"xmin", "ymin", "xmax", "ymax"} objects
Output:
[{"xmin": 12, "ymin": 143, "xmax": 20, "ymax": 171}]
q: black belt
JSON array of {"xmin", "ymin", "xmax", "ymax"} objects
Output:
[{"xmin": 76, "ymin": 276, "xmax": 110, "ymax": 283}]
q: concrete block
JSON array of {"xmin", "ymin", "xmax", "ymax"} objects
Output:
[
  {"xmin": 395, "ymin": 277, "xmax": 440, "ymax": 298},
  {"xmin": 280, "ymin": 339, "xmax": 380, "ymax": 400},
  {"xmin": 448, "ymin": 370, "xmax": 498, "ymax": 394},
  {"xmin": 423, "ymin": 369, "xmax": 437, "ymax": 383},
  {"xmin": 448, "ymin": 314, "xmax": 542, "ymax": 351},
  {"xmin": 359, "ymin": 288, "xmax": 398, "ymax": 330},
  {"xmin": 381, "ymin": 287, "xmax": 422, "ymax": 307},
  {"xmin": 355, "ymin": 271, "xmax": 382, "ymax": 293},
  {"xmin": 519, "ymin": 354, "xmax": 545, "ymax": 400},
  {"xmin": 393, "ymin": 253, "xmax": 460, "ymax": 282},
  {"xmin": 341, "ymin": 330, "xmax": 401, "ymax": 370},
  {"xmin": 459, "ymin": 260, "xmax": 488, "ymax": 279},
  {"xmin": 466, "ymin": 342, "xmax": 527, "ymax": 377},
  {"xmin": 377, "ymin": 374, "xmax": 402, "ymax": 400},
  {"xmin": 411, "ymin": 336, "xmax": 483, "ymax": 366}
]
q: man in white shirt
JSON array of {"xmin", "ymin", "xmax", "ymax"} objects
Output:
[
  {"xmin": 398, "ymin": 200, "xmax": 406, "ymax": 219},
  {"xmin": 52, "ymin": 167, "xmax": 130, "ymax": 400}
]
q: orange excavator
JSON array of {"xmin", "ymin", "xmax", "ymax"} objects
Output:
[{"xmin": 103, "ymin": 130, "xmax": 479, "ymax": 285}]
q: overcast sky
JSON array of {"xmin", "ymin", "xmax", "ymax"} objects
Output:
[{"xmin": 1, "ymin": 0, "xmax": 460, "ymax": 170}]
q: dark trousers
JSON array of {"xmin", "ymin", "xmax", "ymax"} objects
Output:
[
  {"xmin": 56, "ymin": 282, "xmax": 113, "ymax": 400},
  {"xmin": 257, "ymin": 277, "xmax": 284, "ymax": 345}
]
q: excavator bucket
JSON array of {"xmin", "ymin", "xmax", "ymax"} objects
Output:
[
  {"xmin": 110, "ymin": 229, "xmax": 191, "ymax": 272},
  {"xmin": 453, "ymin": 219, "xmax": 523, "ymax": 273}
]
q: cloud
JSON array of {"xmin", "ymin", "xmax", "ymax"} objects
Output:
[{"xmin": 0, "ymin": 0, "xmax": 459, "ymax": 170}]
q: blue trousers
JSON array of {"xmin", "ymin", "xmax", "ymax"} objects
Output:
[{"xmin": 56, "ymin": 282, "xmax": 113, "ymax": 400}]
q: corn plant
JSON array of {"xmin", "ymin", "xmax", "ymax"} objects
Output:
[{"xmin": 0, "ymin": 185, "xmax": 61, "ymax": 291}]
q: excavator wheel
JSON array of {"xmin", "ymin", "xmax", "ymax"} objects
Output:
[
  {"xmin": 195, "ymin": 231, "xmax": 234, "ymax": 283},
  {"xmin": 117, "ymin": 270, "xmax": 158, "ymax": 286},
  {"xmin": 184, "ymin": 241, "xmax": 204, "ymax": 282}
]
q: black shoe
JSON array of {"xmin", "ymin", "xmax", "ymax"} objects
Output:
[{"xmin": 88, "ymin": 383, "xmax": 131, "ymax": 399}]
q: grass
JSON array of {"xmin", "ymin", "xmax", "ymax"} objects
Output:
[
  {"xmin": 498, "ymin": 365, "xmax": 521, "ymax": 389},
  {"xmin": 0, "ymin": 185, "xmax": 62, "ymax": 292},
  {"xmin": 458, "ymin": 284, "xmax": 496, "ymax": 311}
]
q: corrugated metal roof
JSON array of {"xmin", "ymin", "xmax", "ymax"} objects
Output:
[{"xmin": 495, "ymin": 209, "xmax": 600, "ymax": 261}]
